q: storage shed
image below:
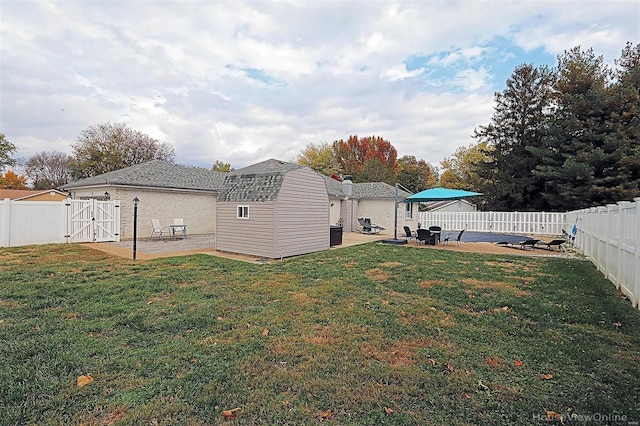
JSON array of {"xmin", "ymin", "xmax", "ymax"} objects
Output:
[{"xmin": 215, "ymin": 160, "xmax": 330, "ymax": 258}]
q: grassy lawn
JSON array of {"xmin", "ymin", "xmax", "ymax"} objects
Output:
[{"xmin": 1, "ymin": 243, "xmax": 639, "ymax": 425}]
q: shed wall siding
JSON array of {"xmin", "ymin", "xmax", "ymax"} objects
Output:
[
  {"xmin": 215, "ymin": 202, "xmax": 276, "ymax": 258},
  {"xmin": 275, "ymin": 168, "xmax": 329, "ymax": 257}
]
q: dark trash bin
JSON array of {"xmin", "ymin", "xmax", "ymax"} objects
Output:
[{"xmin": 330, "ymin": 225, "xmax": 343, "ymax": 246}]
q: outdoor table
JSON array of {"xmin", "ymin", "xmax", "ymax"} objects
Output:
[{"xmin": 169, "ymin": 224, "xmax": 187, "ymax": 240}]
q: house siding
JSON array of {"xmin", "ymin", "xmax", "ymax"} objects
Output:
[
  {"xmin": 68, "ymin": 186, "xmax": 217, "ymax": 239},
  {"xmin": 215, "ymin": 202, "xmax": 276, "ymax": 258},
  {"xmin": 275, "ymin": 168, "xmax": 329, "ymax": 257},
  {"xmin": 354, "ymin": 199, "xmax": 418, "ymax": 235}
]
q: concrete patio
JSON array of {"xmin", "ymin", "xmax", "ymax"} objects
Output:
[{"xmin": 82, "ymin": 229, "xmax": 578, "ymax": 263}]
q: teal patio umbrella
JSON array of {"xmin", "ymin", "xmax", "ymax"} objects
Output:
[{"xmin": 406, "ymin": 187, "xmax": 482, "ymax": 202}]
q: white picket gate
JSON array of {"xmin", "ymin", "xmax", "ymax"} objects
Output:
[
  {"xmin": 67, "ymin": 199, "xmax": 120, "ymax": 243},
  {"xmin": 0, "ymin": 198, "xmax": 120, "ymax": 247}
]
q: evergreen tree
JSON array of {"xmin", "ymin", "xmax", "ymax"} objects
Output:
[
  {"xmin": 474, "ymin": 64, "xmax": 554, "ymax": 210},
  {"xmin": 534, "ymin": 47, "xmax": 617, "ymax": 210}
]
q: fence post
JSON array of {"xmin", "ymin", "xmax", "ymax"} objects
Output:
[{"xmin": 1, "ymin": 198, "xmax": 10, "ymax": 247}]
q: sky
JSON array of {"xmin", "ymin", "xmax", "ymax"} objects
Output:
[{"xmin": 1, "ymin": 0, "xmax": 638, "ymax": 171}]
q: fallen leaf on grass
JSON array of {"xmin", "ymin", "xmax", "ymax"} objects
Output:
[
  {"xmin": 383, "ymin": 407, "xmax": 393, "ymax": 414},
  {"xmin": 427, "ymin": 358, "xmax": 437, "ymax": 365},
  {"xmin": 485, "ymin": 357, "xmax": 500, "ymax": 367},
  {"xmin": 514, "ymin": 360, "xmax": 524, "ymax": 366},
  {"xmin": 320, "ymin": 409, "xmax": 332, "ymax": 419},
  {"xmin": 221, "ymin": 408, "xmax": 240, "ymax": 420},
  {"xmin": 545, "ymin": 411, "xmax": 564, "ymax": 423},
  {"xmin": 442, "ymin": 363, "xmax": 455, "ymax": 373},
  {"xmin": 478, "ymin": 380, "xmax": 490, "ymax": 391},
  {"xmin": 262, "ymin": 328, "xmax": 270, "ymax": 336},
  {"xmin": 540, "ymin": 373, "xmax": 554, "ymax": 380},
  {"xmin": 77, "ymin": 375, "xmax": 93, "ymax": 387}
]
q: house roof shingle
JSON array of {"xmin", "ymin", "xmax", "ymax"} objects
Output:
[
  {"xmin": 62, "ymin": 160, "xmax": 226, "ymax": 191},
  {"xmin": 61, "ymin": 158, "xmax": 413, "ymax": 201}
]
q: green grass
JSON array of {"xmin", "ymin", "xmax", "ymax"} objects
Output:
[{"xmin": 1, "ymin": 243, "xmax": 639, "ymax": 425}]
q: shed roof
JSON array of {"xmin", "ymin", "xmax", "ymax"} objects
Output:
[
  {"xmin": 62, "ymin": 160, "xmax": 226, "ymax": 191},
  {"xmin": 219, "ymin": 159, "xmax": 302, "ymax": 202}
]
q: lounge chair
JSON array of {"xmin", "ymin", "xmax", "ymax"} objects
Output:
[
  {"xmin": 150, "ymin": 218, "xmax": 171, "ymax": 240},
  {"xmin": 443, "ymin": 229, "xmax": 465, "ymax": 246},
  {"xmin": 519, "ymin": 239, "xmax": 540, "ymax": 250},
  {"xmin": 416, "ymin": 228, "xmax": 432, "ymax": 245},
  {"xmin": 358, "ymin": 218, "xmax": 385, "ymax": 234},
  {"xmin": 539, "ymin": 239, "xmax": 565, "ymax": 251}
]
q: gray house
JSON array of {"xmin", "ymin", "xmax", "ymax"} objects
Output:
[{"xmin": 62, "ymin": 158, "xmax": 415, "ymax": 258}]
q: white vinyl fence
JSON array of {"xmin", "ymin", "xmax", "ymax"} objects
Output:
[
  {"xmin": 418, "ymin": 211, "xmax": 566, "ymax": 235},
  {"xmin": 566, "ymin": 199, "xmax": 640, "ymax": 310},
  {"xmin": 0, "ymin": 198, "xmax": 120, "ymax": 248}
]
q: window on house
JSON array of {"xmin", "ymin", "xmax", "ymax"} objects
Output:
[
  {"xmin": 405, "ymin": 202, "xmax": 413, "ymax": 219},
  {"xmin": 237, "ymin": 205, "xmax": 249, "ymax": 219}
]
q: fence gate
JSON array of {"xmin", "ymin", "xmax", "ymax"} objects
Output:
[{"xmin": 66, "ymin": 199, "xmax": 120, "ymax": 243}]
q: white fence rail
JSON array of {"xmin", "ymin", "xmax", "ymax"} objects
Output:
[
  {"xmin": 418, "ymin": 211, "xmax": 566, "ymax": 235},
  {"xmin": 566, "ymin": 199, "xmax": 640, "ymax": 310},
  {"xmin": 0, "ymin": 198, "xmax": 120, "ymax": 248}
]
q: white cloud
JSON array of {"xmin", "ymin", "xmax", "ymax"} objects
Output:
[{"xmin": 0, "ymin": 0, "xmax": 636, "ymax": 172}]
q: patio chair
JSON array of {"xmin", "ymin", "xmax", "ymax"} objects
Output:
[
  {"xmin": 403, "ymin": 226, "xmax": 416, "ymax": 242},
  {"xmin": 358, "ymin": 218, "xmax": 385, "ymax": 234},
  {"xmin": 443, "ymin": 229, "xmax": 465, "ymax": 246},
  {"xmin": 540, "ymin": 239, "xmax": 565, "ymax": 251},
  {"xmin": 416, "ymin": 228, "xmax": 432, "ymax": 246},
  {"xmin": 150, "ymin": 218, "xmax": 171, "ymax": 240},
  {"xmin": 519, "ymin": 239, "xmax": 540, "ymax": 250}
]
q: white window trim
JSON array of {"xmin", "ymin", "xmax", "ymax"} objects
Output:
[
  {"xmin": 405, "ymin": 202, "xmax": 413, "ymax": 219},
  {"xmin": 237, "ymin": 205, "xmax": 250, "ymax": 219}
]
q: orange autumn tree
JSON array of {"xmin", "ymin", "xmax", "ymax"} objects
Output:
[
  {"xmin": 332, "ymin": 135, "xmax": 398, "ymax": 184},
  {"xmin": 0, "ymin": 170, "xmax": 29, "ymax": 189}
]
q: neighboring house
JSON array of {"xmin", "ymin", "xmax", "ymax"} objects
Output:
[
  {"xmin": 215, "ymin": 160, "xmax": 329, "ymax": 258},
  {"xmin": 0, "ymin": 189, "xmax": 68, "ymax": 201},
  {"xmin": 62, "ymin": 158, "xmax": 418, "ymax": 257},
  {"xmin": 423, "ymin": 199, "xmax": 477, "ymax": 213},
  {"xmin": 62, "ymin": 160, "xmax": 226, "ymax": 239}
]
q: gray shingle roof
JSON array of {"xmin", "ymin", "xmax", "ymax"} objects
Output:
[
  {"xmin": 219, "ymin": 172, "xmax": 285, "ymax": 202},
  {"xmin": 61, "ymin": 158, "xmax": 413, "ymax": 201},
  {"xmin": 324, "ymin": 178, "xmax": 412, "ymax": 199},
  {"xmin": 219, "ymin": 159, "xmax": 301, "ymax": 202},
  {"xmin": 323, "ymin": 176, "xmax": 345, "ymax": 197},
  {"xmin": 230, "ymin": 159, "xmax": 301, "ymax": 175},
  {"xmin": 62, "ymin": 160, "xmax": 226, "ymax": 191}
]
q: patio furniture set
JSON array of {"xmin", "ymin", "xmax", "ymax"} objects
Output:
[
  {"xmin": 403, "ymin": 226, "xmax": 465, "ymax": 247},
  {"xmin": 150, "ymin": 218, "xmax": 188, "ymax": 240}
]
